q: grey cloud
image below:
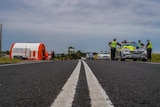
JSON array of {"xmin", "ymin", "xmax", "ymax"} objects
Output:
[
  {"xmin": 5, "ymin": 0, "xmax": 158, "ymax": 26},
  {"xmin": 1, "ymin": 0, "xmax": 160, "ymax": 52}
]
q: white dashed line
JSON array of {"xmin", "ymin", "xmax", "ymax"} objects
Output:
[
  {"xmin": 50, "ymin": 60, "xmax": 81, "ymax": 107},
  {"xmin": 82, "ymin": 60, "xmax": 114, "ymax": 107}
]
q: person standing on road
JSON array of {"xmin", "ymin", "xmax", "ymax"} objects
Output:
[
  {"xmin": 138, "ymin": 40, "xmax": 142, "ymax": 48},
  {"xmin": 140, "ymin": 43, "xmax": 145, "ymax": 49},
  {"xmin": 146, "ymin": 40, "xmax": 152, "ymax": 61},
  {"xmin": 109, "ymin": 39, "xmax": 121, "ymax": 60}
]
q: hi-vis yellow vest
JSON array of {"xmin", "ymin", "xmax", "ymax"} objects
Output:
[
  {"xmin": 111, "ymin": 41, "xmax": 117, "ymax": 48},
  {"xmin": 147, "ymin": 42, "xmax": 152, "ymax": 48}
]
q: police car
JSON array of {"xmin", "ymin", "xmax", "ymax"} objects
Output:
[{"xmin": 116, "ymin": 42, "xmax": 147, "ymax": 61}]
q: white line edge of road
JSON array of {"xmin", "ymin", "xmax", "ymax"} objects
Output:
[
  {"xmin": 50, "ymin": 60, "xmax": 81, "ymax": 107},
  {"xmin": 82, "ymin": 60, "xmax": 114, "ymax": 107}
]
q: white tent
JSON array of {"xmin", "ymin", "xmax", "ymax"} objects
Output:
[{"xmin": 10, "ymin": 43, "xmax": 46, "ymax": 60}]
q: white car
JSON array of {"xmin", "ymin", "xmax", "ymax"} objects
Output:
[
  {"xmin": 118, "ymin": 42, "xmax": 147, "ymax": 61},
  {"xmin": 81, "ymin": 57, "xmax": 86, "ymax": 60},
  {"xmin": 97, "ymin": 51, "xmax": 110, "ymax": 60}
]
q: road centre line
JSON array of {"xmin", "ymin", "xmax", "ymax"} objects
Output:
[
  {"xmin": 82, "ymin": 61, "xmax": 114, "ymax": 107},
  {"xmin": 50, "ymin": 60, "xmax": 81, "ymax": 107}
]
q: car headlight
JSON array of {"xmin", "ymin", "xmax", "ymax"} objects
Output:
[{"xmin": 143, "ymin": 50, "xmax": 147, "ymax": 54}]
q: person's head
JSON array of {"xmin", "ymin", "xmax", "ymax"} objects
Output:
[
  {"xmin": 141, "ymin": 43, "xmax": 144, "ymax": 47},
  {"xmin": 113, "ymin": 38, "xmax": 116, "ymax": 41},
  {"xmin": 138, "ymin": 40, "xmax": 141, "ymax": 43},
  {"xmin": 147, "ymin": 40, "xmax": 150, "ymax": 43},
  {"xmin": 124, "ymin": 40, "xmax": 127, "ymax": 43}
]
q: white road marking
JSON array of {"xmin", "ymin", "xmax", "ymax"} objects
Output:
[
  {"xmin": 82, "ymin": 61, "xmax": 114, "ymax": 107},
  {"xmin": 50, "ymin": 60, "xmax": 81, "ymax": 107}
]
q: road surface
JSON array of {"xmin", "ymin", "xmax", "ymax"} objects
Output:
[{"xmin": 0, "ymin": 60, "xmax": 160, "ymax": 107}]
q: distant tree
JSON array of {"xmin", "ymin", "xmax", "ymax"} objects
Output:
[
  {"xmin": 56, "ymin": 53, "xmax": 68, "ymax": 60},
  {"xmin": 5, "ymin": 50, "xmax": 10, "ymax": 55},
  {"xmin": 53, "ymin": 47, "xmax": 86, "ymax": 60},
  {"xmin": 0, "ymin": 50, "xmax": 10, "ymax": 58},
  {"xmin": 76, "ymin": 50, "xmax": 81, "ymax": 59},
  {"xmin": 68, "ymin": 50, "xmax": 86, "ymax": 60},
  {"xmin": 76, "ymin": 50, "xmax": 86, "ymax": 59},
  {"xmin": 69, "ymin": 53, "xmax": 77, "ymax": 60},
  {"xmin": 68, "ymin": 46, "xmax": 75, "ymax": 55}
]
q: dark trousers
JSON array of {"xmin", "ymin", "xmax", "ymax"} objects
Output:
[
  {"xmin": 147, "ymin": 48, "xmax": 152, "ymax": 60},
  {"xmin": 111, "ymin": 48, "xmax": 116, "ymax": 60}
]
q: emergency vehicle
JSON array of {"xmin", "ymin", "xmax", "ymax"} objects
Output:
[{"xmin": 116, "ymin": 42, "xmax": 147, "ymax": 61}]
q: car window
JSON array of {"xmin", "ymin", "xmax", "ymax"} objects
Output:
[{"xmin": 100, "ymin": 52, "xmax": 109, "ymax": 54}]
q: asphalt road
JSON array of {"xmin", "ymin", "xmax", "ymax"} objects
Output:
[
  {"xmin": 0, "ymin": 60, "xmax": 160, "ymax": 107},
  {"xmin": 87, "ymin": 60, "xmax": 160, "ymax": 107}
]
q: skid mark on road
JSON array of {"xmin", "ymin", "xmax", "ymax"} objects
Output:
[
  {"xmin": 82, "ymin": 61, "xmax": 114, "ymax": 107},
  {"xmin": 50, "ymin": 60, "xmax": 81, "ymax": 107}
]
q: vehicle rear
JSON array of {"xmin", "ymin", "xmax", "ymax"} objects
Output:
[{"xmin": 97, "ymin": 51, "xmax": 110, "ymax": 60}]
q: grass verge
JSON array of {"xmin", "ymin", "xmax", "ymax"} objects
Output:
[
  {"xmin": 151, "ymin": 53, "xmax": 160, "ymax": 62},
  {"xmin": 0, "ymin": 58, "xmax": 21, "ymax": 64}
]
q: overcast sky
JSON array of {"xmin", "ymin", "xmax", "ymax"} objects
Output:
[{"xmin": 1, "ymin": 0, "xmax": 160, "ymax": 53}]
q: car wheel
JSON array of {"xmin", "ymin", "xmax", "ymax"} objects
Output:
[
  {"xmin": 142, "ymin": 59, "xmax": 147, "ymax": 62},
  {"xmin": 121, "ymin": 58, "xmax": 125, "ymax": 61},
  {"xmin": 133, "ymin": 59, "xmax": 137, "ymax": 61},
  {"xmin": 14, "ymin": 56, "xmax": 17, "ymax": 59}
]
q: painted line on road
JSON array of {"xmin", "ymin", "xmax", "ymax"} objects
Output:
[
  {"xmin": 50, "ymin": 60, "xmax": 81, "ymax": 107},
  {"xmin": 82, "ymin": 61, "xmax": 114, "ymax": 107}
]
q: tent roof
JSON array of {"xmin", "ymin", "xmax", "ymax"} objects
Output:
[{"xmin": 12, "ymin": 43, "xmax": 44, "ymax": 50}]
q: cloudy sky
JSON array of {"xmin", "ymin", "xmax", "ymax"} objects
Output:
[{"xmin": 1, "ymin": 0, "xmax": 160, "ymax": 53}]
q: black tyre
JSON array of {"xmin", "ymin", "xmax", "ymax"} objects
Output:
[
  {"xmin": 142, "ymin": 59, "xmax": 147, "ymax": 62},
  {"xmin": 133, "ymin": 59, "xmax": 137, "ymax": 61}
]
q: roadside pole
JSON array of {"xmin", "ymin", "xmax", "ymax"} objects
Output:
[{"xmin": 0, "ymin": 20, "xmax": 2, "ymax": 55}]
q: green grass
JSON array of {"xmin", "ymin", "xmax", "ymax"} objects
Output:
[
  {"xmin": 0, "ymin": 58, "xmax": 21, "ymax": 64},
  {"xmin": 151, "ymin": 53, "xmax": 160, "ymax": 62},
  {"xmin": 0, "ymin": 54, "xmax": 160, "ymax": 64}
]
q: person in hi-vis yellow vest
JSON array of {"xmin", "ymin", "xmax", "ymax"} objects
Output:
[
  {"xmin": 146, "ymin": 40, "xmax": 152, "ymax": 61},
  {"xmin": 108, "ymin": 39, "xmax": 121, "ymax": 60}
]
